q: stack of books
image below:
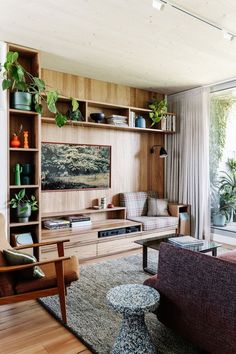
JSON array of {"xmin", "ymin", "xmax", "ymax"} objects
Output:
[
  {"xmin": 168, "ymin": 236, "xmax": 204, "ymax": 246},
  {"xmin": 106, "ymin": 115, "xmax": 128, "ymax": 127},
  {"xmin": 161, "ymin": 114, "xmax": 176, "ymax": 132},
  {"xmin": 67, "ymin": 215, "xmax": 92, "ymax": 228},
  {"xmin": 43, "ymin": 219, "xmax": 70, "ymax": 230}
]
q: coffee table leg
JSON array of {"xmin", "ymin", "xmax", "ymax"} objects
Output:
[
  {"xmin": 143, "ymin": 245, "xmax": 147, "ymax": 270},
  {"xmin": 212, "ymin": 248, "xmax": 217, "ymax": 256}
]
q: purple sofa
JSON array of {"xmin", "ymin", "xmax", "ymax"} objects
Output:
[{"xmin": 144, "ymin": 243, "xmax": 236, "ymax": 354}]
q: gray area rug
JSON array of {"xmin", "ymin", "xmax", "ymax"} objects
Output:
[{"xmin": 39, "ymin": 251, "xmax": 203, "ymax": 354}]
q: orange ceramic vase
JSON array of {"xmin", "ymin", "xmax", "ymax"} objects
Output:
[{"xmin": 10, "ymin": 134, "xmax": 21, "ymax": 148}]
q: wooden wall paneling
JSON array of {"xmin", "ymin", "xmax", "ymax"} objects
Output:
[
  {"xmin": 41, "ymin": 69, "xmax": 163, "ymax": 108},
  {"xmin": 41, "ymin": 123, "xmax": 160, "ymax": 212}
]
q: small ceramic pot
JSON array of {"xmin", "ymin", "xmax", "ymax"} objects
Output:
[
  {"xmin": 135, "ymin": 115, "xmax": 146, "ymax": 128},
  {"xmin": 17, "ymin": 203, "xmax": 31, "ymax": 222},
  {"xmin": 11, "ymin": 92, "xmax": 32, "ymax": 111}
]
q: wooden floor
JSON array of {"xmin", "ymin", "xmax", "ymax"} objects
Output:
[{"xmin": 0, "ymin": 249, "xmax": 141, "ymax": 354}]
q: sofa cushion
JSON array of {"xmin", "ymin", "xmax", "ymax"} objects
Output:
[
  {"xmin": 128, "ymin": 216, "xmax": 178, "ymax": 231},
  {"xmin": 120, "ymin": 191, "xmax": 158, "ymax": 218},
  {"xmin": 3, "ymin": 249, "xmax": 45, "ymax": 280},
  {"xmin": 0, "ymin": 250, "xmax": 15, "ymax": 297},
  {"xmin": 147, "ymin": 197, "xmax": 169, "ymax": 216},
  {"xmin": 218, "ymin": 249, "xmax": 236, "ymax": 264},
  {"xmin": 15, "ymin": 255, "xmax": 79, "ymax": 294}
]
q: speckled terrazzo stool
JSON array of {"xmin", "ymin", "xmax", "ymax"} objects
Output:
[{"xmin": 106, "ymin": 284, "xmax": 159, "ymax": 354}]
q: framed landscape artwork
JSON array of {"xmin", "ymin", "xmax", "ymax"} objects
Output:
[{"xmin": 41, "ymin": 142, "xmax": 111, "ymax": 191}]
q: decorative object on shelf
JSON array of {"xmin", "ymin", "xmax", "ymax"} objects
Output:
[
  {"xmin": 1, "ymin": 51, "xmax": 79, "ymax": 127},
  {"xmin": 108, "ymin": 203, "xmax": 114, "ymax": 208},
  {"xmin": 66, "ymin": 103, "xmax": 84, "ymax": 122},
  {"xmin": 150, "ymin": 145, "xmax": 168, "ymax": 158},
  {"xmin": 10, "ymin": 133, "xmax": 21, "ymax": 148},
  {"xmin": 14, "ymin": 163, "xmax": 22, "ymax": 185},
  {"xmin": 23, "ymin": 130, "xmax": 29, "ymax": 148},
  {"xmin": 11, "ymin": 91, "xmax": 32, "ymax": 111},
  {"xmin": 90, "ymin": 112, "xmax": 105, "ymax": 123},
  {"xmin": 135, "ymin": 115, "xmax": 146, "ymax": 128},
  {"xmin": 21, "ymin": 163, "xmax": 33, "ymax": 185},
  {"xmin": 9, "ymin": 189, "xmax": 38, "ymax": 223},
  {"xmin": 148, "ymin": 98, "xmax": 167, "ymax": 126},
  {"xmin": 41, "ymin": 142, "xmax": 111, "ymax": 190},
  {"xmin": 100, "ymin": 197, "xmax": 107, "ymax": 209}
]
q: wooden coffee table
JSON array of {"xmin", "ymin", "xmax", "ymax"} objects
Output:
[{"xmin": 135, "ymin": 236, "xmax": 222, "ymax": 274}]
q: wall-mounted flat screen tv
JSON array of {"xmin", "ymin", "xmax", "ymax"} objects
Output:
[{"xmin": 41, "ymin": 142, "xmax": 111, "ymax": 191}]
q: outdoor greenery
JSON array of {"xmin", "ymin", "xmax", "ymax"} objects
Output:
[
  {"xmin": 9, "ymin": 189, "xmax": 38, "ymax": 213},
  {"xmin": 218, "ymin": 166, "xmax": 236, "ymax": 222},
  {"xmin": 148, "ymin": 98, "xmax": 167, "ymax": 126},
  {"xmin": 42, "ymin": 143, "xmax": 111, "ymax": 190},
  {"xmin": 210, "ymin": 95, "xmax": 236, "ymax": 213},
  {"xmin": 1, "ymin": 51, "xmax": 79, "ymax": 127}
]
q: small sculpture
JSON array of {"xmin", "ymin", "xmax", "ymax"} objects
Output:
[
  {"xmin": 23, "ymin": 130, "xmax": 29, "ymax": 149},
  {"xmin": 14, "ymin": 164, "xmax": 22, "ymax": 185}
]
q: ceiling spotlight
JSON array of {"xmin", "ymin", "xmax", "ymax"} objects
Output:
[
  {"xmin": 222, "ymin": 29, "xmax": 234, "ymax": 41},
  {"xmin": 152, "ymin": 0, "xmax": 165, "ymax": 11}
]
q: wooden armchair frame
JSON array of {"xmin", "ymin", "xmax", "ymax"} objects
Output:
[{"xmin": 0, "ymin": 239, "xmax": 72, "ymax": 323}]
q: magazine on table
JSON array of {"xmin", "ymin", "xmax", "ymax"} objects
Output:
[{"xmin": 168, "ymin": 236, "xmax": 204, "ymax": 246}]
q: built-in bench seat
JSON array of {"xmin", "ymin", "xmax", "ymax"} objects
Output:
[{"xmin": 120, "ymin": 191, "xmax": 178, "ymax": 234}]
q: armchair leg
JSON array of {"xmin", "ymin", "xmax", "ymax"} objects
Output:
[{"xmin": 55, "ymin": 261, "xmax": 67, "ymax": 324}]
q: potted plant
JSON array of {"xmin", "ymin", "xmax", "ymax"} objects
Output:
[
  {"xmin": 148, "ymin": 98, "xmax": 167, "ymax": 126},
  {"xmin": 9, "ymin": 189, "xmax": 38, "ymax": 222},
  {"xmin": 213, "ymin": 170, "xmax": 236, "ymax": 226},
  {"xmin": 1, "ymin": 51, "xmax": 79, "ymax": 127}
]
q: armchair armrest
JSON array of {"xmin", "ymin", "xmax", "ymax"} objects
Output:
[
  {"xmin": 13, "ymin": 239, "xmax": 70, "ymax": 257},
  {"xmin": 0, "ymin": 256, "xmax": 71, "ymax": 273}
]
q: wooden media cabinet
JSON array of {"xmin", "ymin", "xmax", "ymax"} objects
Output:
[{"xmin": 41, "ymin": 207, "xmax": 145, "ymax": 260}]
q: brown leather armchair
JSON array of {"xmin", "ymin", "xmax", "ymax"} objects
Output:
[{"xmin": 0, "ymin": 214, "xmax": 79, "ymax": 323}]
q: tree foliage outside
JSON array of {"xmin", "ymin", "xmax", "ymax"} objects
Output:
[
  {"xmin": 42, "ymin": 143, "xmax": 111, "ymax": 190},
  {"xmin": 210, "ymin": 95, "xmax": 236, "ymax": 214}
]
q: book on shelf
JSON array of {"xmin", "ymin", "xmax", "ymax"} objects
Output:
[
  {"xmin": 66, "ymin": 215, "xmax": 91, "ymax": 222},
  {"xmin": 168, "ymin": 236, "xmax": 204, "ymax": 246},
  {"xmin": 43, "ymin": 219, "xmax": 70, "ymax": 230},
  {"xmin": 71, "ymin": 220, "xmax": 92, "ymax": 228},
  {"xmin": 129, "ymin": 111, "xmax": 136, "ymax": 127}
]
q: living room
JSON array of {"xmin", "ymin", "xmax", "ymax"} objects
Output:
[{"xmin": 0, "ymin": 1, "xmax": 236, "ymax": 354}]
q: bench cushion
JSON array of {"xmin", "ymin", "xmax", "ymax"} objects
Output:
[{"xmin": 128, "ymin": 216, "xmax": 178, "ymax": 231}]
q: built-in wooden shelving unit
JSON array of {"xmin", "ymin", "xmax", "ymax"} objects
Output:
[
  {"xmin": 7, "ymin": 44, "xmax": 41, "ymax": 257},
  {"xmin": 41, "ymin": 95, "xmax": 176, "ymax": 134}
]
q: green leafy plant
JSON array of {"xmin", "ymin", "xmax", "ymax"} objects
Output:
[
  {"xmin": 9, "ymin": 189, "xmax": 38, "ymax": 214},
  {"xmin": 218, "ymin": 170, "xmax": 236, "ymax": 222},
  {"xmin": 1, "ymin": 51, "xmax": 79, "ymax": 127},
  {"xmin": 227, "ymin": 158, "xmax": 236, "ymax": 173},
  {"xmin": 148, "ymin": 98, "xmax": 167, "ymax": 126}
]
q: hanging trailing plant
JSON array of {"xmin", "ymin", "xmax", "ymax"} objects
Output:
[
  {"xmin": 148, "ymin": 98, "xmax": 167, "ymax": 126},
  {"xmin": 1, "ymin": 51, "xmax": 79, "ymax": 127}
]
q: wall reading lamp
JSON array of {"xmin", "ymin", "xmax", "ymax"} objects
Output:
[{"xmin": 150, "ymin": 145, "xmax": 168, "ymax": 158}]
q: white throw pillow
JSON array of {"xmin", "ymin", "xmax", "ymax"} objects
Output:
[{"xmin": 147, "ymin": 197, "xmax": 169, "ymax": 216}]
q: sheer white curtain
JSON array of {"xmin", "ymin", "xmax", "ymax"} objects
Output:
[{"xmin": 166, "ymin": 87, "xmax": 210, "ymax": 239}]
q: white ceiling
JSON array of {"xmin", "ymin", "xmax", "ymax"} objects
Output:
[{"xmin": 1, "ymin": 0, "xmax": 236, "ymax": 94}]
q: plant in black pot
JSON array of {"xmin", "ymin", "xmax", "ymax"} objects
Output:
[
  {"xmin": 1, "ymin": 51, "xmax": 79, "ymax": 127},
  {"xmin": 10, "ymin": 189, "xmax": 38, "ymax": 223}
]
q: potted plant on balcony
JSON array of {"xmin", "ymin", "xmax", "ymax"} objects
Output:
[
  {"xmin": 1, "ymin": 51, "xmax": 79, "ymax": 127},
  {"xmin": 213, "ymin": 170, "xmax": 236, "ymax": 226},
  {"xmin": 10, "ymin": 189, "xmax": 38, "ymax": 223},
  {"xmin": 148, "ymin": 98, "xmax": 167, "ymax": 126}
]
